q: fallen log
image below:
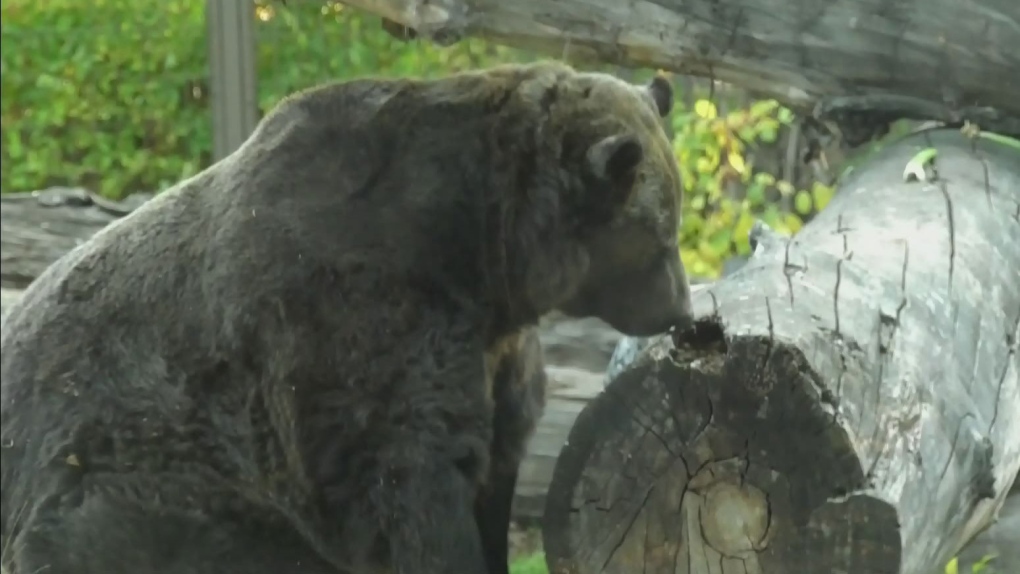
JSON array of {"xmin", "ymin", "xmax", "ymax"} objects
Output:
[
  {"xmin": 541, "ymin": 128, "xmax": 1020, "ymax": 574},
  {"xmin": 0, "ymin": 187, "xmax": 151, "ymax": 289},
  {"xmin": 341, "ymin": 0, "xmax": 1020, "ymax": 142},
  {"xmin": 955, "ymin": 492, "xmax": 1020, "ymax": 574}
]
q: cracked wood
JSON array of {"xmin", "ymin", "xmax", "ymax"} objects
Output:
[
  {"xmin": 339, "ymin": 0, "xmax": 1020, "ymax": 135},
  {"xmin": 541, "ymin": 128, "xmax": 1020, "ymax": 574}
]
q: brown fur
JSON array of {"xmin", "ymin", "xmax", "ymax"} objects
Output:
[{"xmin": 1, "ymin": 61, "xmax": 692, "ymax": 574}]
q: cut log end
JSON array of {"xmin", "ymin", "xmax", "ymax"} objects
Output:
[{"xmin": 543, "ymin": 323, "xmax": 903, "ymax": 574}]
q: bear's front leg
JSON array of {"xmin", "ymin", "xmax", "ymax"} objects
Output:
[
  {"xmin": 378, "ymin": 457, "xmax": 491, "ymax": 574},
  {"xmin": 476, "ymin": 328, "xmax": 548, "ymax": 574},
  {"xmin": 308, "ymin": 332, "xmax": 496, "ymax": 574}
]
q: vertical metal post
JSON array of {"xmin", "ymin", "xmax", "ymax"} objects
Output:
[{"xmin": 207, "ymin": 0, "xmax": 259, "ymax": 161}]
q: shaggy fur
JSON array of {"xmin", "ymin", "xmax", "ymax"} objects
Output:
[{"xmin": 0, "ymin": 61, "xmax": 692, "ymax": 574}]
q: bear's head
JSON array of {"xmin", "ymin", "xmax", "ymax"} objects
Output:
[{"xmin": 494, "ymin": 63, "xmax": 694, "ymax": 338}]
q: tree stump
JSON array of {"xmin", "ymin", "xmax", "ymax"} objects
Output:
[{"xmin": 542, "ymin": 128, "xmax": 1020, "ymax": 574}]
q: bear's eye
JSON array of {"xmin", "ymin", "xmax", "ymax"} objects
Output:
[{"xmin": 581, "ymin": 86, "xmax": 593, "ymax": 98}]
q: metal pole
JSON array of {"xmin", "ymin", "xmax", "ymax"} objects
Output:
[{"xmin": 207, "ymin": 0, "xmax": 259, "ymax": 161}]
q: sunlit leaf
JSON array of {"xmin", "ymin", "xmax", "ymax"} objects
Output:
[
  {"xmin": 812, "ymin": 182, "xmax": 835, "ymax": 211},
  {"xmin": 794, "ymin": 190, "xmax": 813, "ymax": 214},
  {"xmin": 755, "ymin": 172, "xmax": 776, "ymax": 187},
  {"xmin": 776, "ymin": 180, "xmax": 796, "ymax": 196},
  {"xmin": 971, "ymin": 553, "xmax": 997, "ymax": 572},
  {"xmin": 694, "ymin": 99, "xmax": 717, "ymax": 120},
  {"xmin": 728, "ymin": 153, "xmax": 748, "ymax": 176},
  {"xmin": 746, "ymin": 182, "xmax": 765, "ymax": 206},
  {"xmin": 749, "ymin": 99, "xmax": 778, "ymax": 118}
]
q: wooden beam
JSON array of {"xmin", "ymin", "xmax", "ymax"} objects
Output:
[{"xmin": 340, "ymin": 0, "xmax": 1020, "ymax": 140}]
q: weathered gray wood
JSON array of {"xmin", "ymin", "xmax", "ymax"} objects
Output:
[
  {"xmin": 340, "ymin": 0, "xmax": 1020, "ymax": 138},
  {"xmin": 0, "ymin": 188, "xmax": 150, "ymax": 289},
  {"xmin": 513, "ymin": 365, "xmax": 607, "ymax": 521},
  {"xmin": 955, "ymin": 491, "xmax": 1020, "ymax": 574},
  {"xmin": 541, "ymin": 128, "xmax": 1020, "ymax": 574},
  {"xmin": 0, "ymin": 288, "xmax": 22, "ymax": 322}
]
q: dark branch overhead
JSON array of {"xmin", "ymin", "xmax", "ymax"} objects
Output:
[{"xmin": 340, "ymin": 0, "xmax": 1020, "ymax": 137}]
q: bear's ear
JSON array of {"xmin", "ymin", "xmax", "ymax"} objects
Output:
[
  {"xmin": 586, "ymin": 134, "xmax": 644, "ymax": 193},
  {"xmin": 646, "ymin": 76, "xmax": 673, "ymax": 117}
]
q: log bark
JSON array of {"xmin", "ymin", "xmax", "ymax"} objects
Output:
[
  {"xmin": 0, "ymin": 187, "xmax": 151, "ymax": 289},
  {"xmin": 955, "ymin": 492, "xmax": 1020, "ymax": 574},
  {"xmin": 340, "ymin": 0, "xmax": 1020, "ymax": 140},
  {"xmin": 541, "ymin": 128, "xmax": 1020, "ymax": 574}
]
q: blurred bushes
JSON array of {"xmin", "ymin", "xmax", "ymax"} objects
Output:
[
  {"xmin": 671, "ymin": 95, "xmax": 834, "ymax": 276},
  {"xmin": 0, "ymin": 0, "xmax": 524, "ymax": 198},
  {"xmin": 0, "ymin": 0, "xmax": 833, "ymax": 277},
  {"xmin": 1, "ymin": 0, "xmax": 212, "ymax": 197}
]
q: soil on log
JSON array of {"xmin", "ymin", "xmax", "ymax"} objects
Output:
[{"xmin": 541, "ymin": 128, "xmax": 1020, "ymax": 574}]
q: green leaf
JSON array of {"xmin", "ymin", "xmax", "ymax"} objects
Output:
[
  {"xmin": 708, "ymin": 227, "xmax": 733, "ymax": 254},
  {"xmin": 977, "ymin": 131, "xmax": 1020, "ymax": 151},
  {"xmin": 748, "ymin": 99, "xmax": 778, "ymax": 118},
  {"xmin": 746, "ymin": 182, "xmax": 766, "ymax": 206},
  {"xmin": 794, "ymin": 191, "xmax": 813, "ymax": 215},
  {"xmin": 811, "ymin": 183, "xmax": 835, "ymax": 211},
  {"xmin": 971, "ymin": 553, "xmax": 997, "ymax": 572},
  {"xmin": 903, "ymin": 147, "xmax": 938, "ymax": 182},
  {"xmin": 510, "ymin": 552, "xmax": 548, "ymax": 574},
  {"xmin": 758, "ymin": 123, "xmax": 778, "ymax": 143}
]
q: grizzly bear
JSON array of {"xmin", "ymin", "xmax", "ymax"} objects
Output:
[{"xmin": 0, "ymin": 61, "xmax": 693, "ymax": 574}]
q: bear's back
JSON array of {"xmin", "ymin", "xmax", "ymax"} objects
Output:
[
  {"xmin": 1, "ymin": 176, "xmax": 217, "ymax": 399},
  {"xmin": 0, "ymin": 70, "xmax": 514, "ymax": 532}
]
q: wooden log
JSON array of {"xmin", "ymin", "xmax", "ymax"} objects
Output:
[
  {"xmin": 0, "ymin": 288, "xmax": 22, "ymax": 320},
  {"xmin": 955, "ymin": 492, "xmax": 1020, "ymax": 574},
  {"xmin": 0, "ymin": 188, "xmax": 151, "ymax": 289},
  {"xmin": 340, "ymin": 0, "xmax": 1020, "ymax": 141},
  {"xmin": 541, "ymin": 128, "xmax": 1020, "ymax": 574}
]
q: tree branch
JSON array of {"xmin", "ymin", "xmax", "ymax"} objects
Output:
[{"xmin": 341, "ymin": 0, "xmax": 1020, "ymax": 137}]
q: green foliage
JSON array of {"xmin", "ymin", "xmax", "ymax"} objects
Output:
[
  {"xmin": 946, "ymin": 554, "xmax": 999, "ymax": 574},
  {"xmin": 1, "ymin": 0, "xmax": 212, "ymax": 197},
  {"xmin": 1, "ymin": 0, "xmax": 832, "ymax": 276},
  {"xmin": 510, "ymin": 552, "xmax": 548, "ymax": 574},
  {"xmin": 0, "ymin": 0, "xmax": 529, "ymax": 199},
  {"xmin": 252, "ymin": 1, "xmax": 529, "ymax": 110},
  {"xmin": 671, "ymin": 93, "xmax": 834, "ymax": 277}
]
